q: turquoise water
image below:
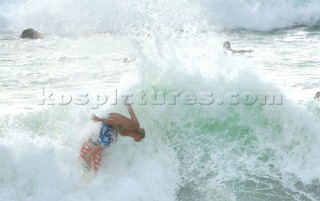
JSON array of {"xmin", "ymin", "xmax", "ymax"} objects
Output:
[{"xmin": 1, "ymin": 0, "xmax": 320, "ymax": 201}]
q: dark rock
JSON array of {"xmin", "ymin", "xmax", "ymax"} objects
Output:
[{"xmin": 21, "ymin": 28, "xmax": 42, "ymax": 39}]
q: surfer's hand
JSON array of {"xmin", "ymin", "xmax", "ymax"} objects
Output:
[
  {"xmin": 123, "ymin": 97, "xmax": 130, "ymax": 107},
  {"xmin": 91, "ymin": 114, "xmax": 101, "ymax": 122}
]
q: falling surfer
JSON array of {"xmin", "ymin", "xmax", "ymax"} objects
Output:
[{"xmin": 80, "ymin": 99, "xmax": 145, "ymax": 173}]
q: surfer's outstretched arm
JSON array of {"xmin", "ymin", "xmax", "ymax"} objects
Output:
[
  {"xmin": 91, "ymin": 114, "xmax": 115, "ymax": 125},
  {"xmin": 125, "ymin": 101, "xmax": 140, "ymax": 128}
]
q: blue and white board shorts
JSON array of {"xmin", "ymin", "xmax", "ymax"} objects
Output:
[{"xmin": 97, "ymin": 113, "xmax": 118, "ymax": 149}]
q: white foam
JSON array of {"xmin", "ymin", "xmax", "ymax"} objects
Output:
[
  {"xmin": 201, "ymin": 0, "xmax": 320, "ymax": 31},
  {"xmin": 0, "ymin": 106, "xmax": 180, "ymax": 201},
  {"xmin": 0, "ymin": 0, "xmax": 202, "ymax": 35}
]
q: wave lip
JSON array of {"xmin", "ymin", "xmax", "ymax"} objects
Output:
[
  {"xmin": 0, "ymin": 0, "xmax": 202, "ymax": 35},
  {"xmin": 202, "ymin": 0, "xmax": 320, "ymax": 31}
]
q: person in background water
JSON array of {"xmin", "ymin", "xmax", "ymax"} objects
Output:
[
  {"xmin": 223, "ymin": 41, "xmax": 254, "ymax": 54},
  {"xmin": 315, "ymin": 91, "xmax": 320, "ymax": 100}
]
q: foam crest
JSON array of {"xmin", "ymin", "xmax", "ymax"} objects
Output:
[
  {"xmin": 201, "ymin": 0, "xmax": 320, "ymax": 31},
  {"xmin": 125, "ymin": 32, "xmax": 320, "ymax": 199},
  {"xmin": 0, "ymin": 0, "xmax": 203, "ymax": 35}
]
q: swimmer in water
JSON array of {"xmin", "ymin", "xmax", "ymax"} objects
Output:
[{"xmin": 223, "ymin": 41, "xmax": 254, "ymax": 54}]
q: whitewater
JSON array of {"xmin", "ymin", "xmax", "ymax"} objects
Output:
[{"xmin": 1, "ymin": 0, "xmax": 320, "ymax": 201}]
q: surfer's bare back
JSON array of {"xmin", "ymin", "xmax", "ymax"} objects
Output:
[{"xmin": 91, "ymin": 106, "xmax": 145, "ymax": 141}]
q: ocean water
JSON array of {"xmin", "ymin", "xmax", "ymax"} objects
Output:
[{"xmin": 1, "ymin": 0, "xmax": 320, "ymax": 201}]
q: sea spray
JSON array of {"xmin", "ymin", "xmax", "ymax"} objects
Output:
[{"xmin": 122, "ymin": 31, "xmax": 320, "ymax": 200}]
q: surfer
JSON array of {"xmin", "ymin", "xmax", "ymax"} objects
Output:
[
  {"xmin": 315, "ymin": 91, "xmax": 320, "ymax": 100},
  {"xmin": 223, "ymin": 41, "xmax": 254, "ymax": 54},
  {"xmin": 82, "ymin": 102, "xmax": 145, "ymax": 169}
]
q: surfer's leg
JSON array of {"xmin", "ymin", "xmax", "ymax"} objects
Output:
[
  {"xmin": 83, "ymin": 122, "xmax": 111, "ymax": 168},
  {"xmin": 83, "ymin": 144, "xmax": 103, "ymax": 168},
  {"xmin": 90, "ymin": 144, "xmax": 103, "ymax": 157}
]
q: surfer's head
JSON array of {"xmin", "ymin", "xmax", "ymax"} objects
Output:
[
  {"xmin": 133, "ymin": 128, "xmax": 145, "ymax": 142},
  {"xmin": 223, "ymin": 41, "xmax": 231, "ymax": 50},
  {"xmin": 315, "ymin": 91, "xmax": 320, "ymax": 100}
]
